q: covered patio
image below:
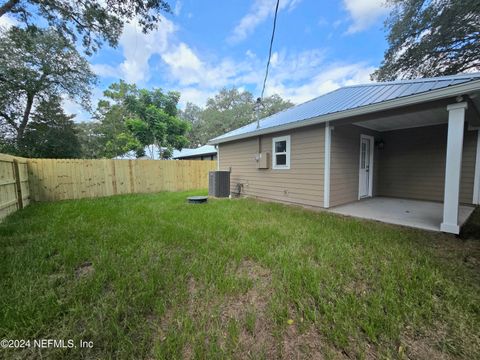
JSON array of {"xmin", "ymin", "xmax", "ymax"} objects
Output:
[
  {"xmin": 329, "ymin": 197, "xmax": 475, "ymax": 232},
  {"xmin": 325, "ymin": 85, "xmax": 480, "ymax": 234}
]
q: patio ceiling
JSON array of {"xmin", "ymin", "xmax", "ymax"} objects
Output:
[
  {"xmin": 354, "ymin": 106, "xmax": 448, "ymax": 132},
  {"xmin": 354, "ymin": 90, "xmax": 480, "ymax": 132}
]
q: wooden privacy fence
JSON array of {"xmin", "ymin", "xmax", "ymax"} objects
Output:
[
  {"xmin": 0, "ymin": 154, "xmax": 30, "ymax": 220},
  {"xmin": 0, "ymin": 154, "xmax": 216, "ymax": 219},
  {"xmin": 27, "ymin": 159, "xmax": 217, "ymax": 202}
]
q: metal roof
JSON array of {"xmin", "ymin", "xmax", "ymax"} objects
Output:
[
  {"xmin": 209, "ymin": 73, "xmax": 480, "ymax": 144},
  {"xmin": 172, "ymin": 145, "xmax": 217, "ymax": 159},
  {"xmin": 114, "ymin": 145, "xmax": 217, "ymax": 160},
  {"xmin": 114, "ymin": 145, "xmax": 162, "ymax": 160}
]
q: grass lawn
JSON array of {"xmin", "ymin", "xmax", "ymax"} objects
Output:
[{"xmin": 1, "ymin": 191, "xmax": 479, "ymax": 359}]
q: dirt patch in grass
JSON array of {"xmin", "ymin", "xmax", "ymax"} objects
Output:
[
  {"xmin": 282, "ymin": 323, "xmax": 337, "ymax": 360},
  {"xmin": 220, "ymin": 259, "xmax": 276, "ymax": 357},
  {"xmin": 75, "ymin": 261, "xmax": 94, "ymax": 278},
  {"xmin": 344, "ymin": 278, "xmax": 371, "ymax": 298},
  {"xmin": 279, "ymin": 303, "xmax": 351, "ymax": 360},
  {"xmin": 222, "ymin": 259, "xmax": 273, "ymax": 320},
  {"xmin": 187, "ymin": 277, "xmax": 200, "ymax": 315},
  {"xmin": 155, "ymin": 259, "xmax": 335, "ymax": 358},
  {"xmin": 400, "ymin": 332, "xmax": 450, "ymax": 360}
]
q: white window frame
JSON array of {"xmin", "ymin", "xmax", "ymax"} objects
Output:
[{"xmin": 272, "ymin": 135, "xmax": 291, "ymax": 170}]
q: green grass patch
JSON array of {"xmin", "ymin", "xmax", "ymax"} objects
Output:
[{"xmin": 0, "ymin": 191, "xmax": 479, "ymax": 359}]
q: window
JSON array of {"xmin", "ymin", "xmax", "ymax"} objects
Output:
[{"xmin": 272, "ymin": 135, "xmax": 291, "ymax": 169}]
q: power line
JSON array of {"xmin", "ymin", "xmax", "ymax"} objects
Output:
[{"xmin": 260, "ymin": 0, "xmax": 280, "ymax": 100}]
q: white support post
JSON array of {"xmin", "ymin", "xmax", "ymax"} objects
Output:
[
  {"xmin": 441, "ymin": 102, "xmax": 468, "ymax": 234},
  {"xmin": 324, "ymin": 122, "xmax": 331, "ymax": 208},
  {"xmin": 473, "ymin": 130, "xmax": 480, "ymax": 204}
]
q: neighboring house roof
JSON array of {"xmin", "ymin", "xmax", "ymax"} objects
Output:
[
  {"xmin": 209, "ymin": 73, "xmax": 480, "ymax": 145},
  {"xmin": 114, "ymin": 145, "xmax": 166, "ymax": 160},
  {"xmin": 172, "ymin": 145, "xmax": 217, "ymax": 159},
  {"xmin": 114, "ymin": 144, "xmax": 217, "ymax": 160},
  {"xmin": 113, "ymin": 145, "xmax": 160, "ymax": 160}
]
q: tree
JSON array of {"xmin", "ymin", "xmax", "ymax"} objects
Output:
[
  {"xmin": 180, "ymin": 88, "xmax": 293, "ymax": 145},
  {"xmin": 372, "ymin": 0, "xmax": 480, "ymax": 81},
  {"xmin": 89, "ymin": 81, "xmax": 190, "ymax": 159},
  {"xmin": 18, "ymin": 97, "xmax": 82, "ymax": 158},
  {"xmin": 0, "ymin": 0, "xmax": 171, "ymax": 54},
  {"xmin": 259, "ymin": 94, "xmax": 294, "ymax": 118},
  {"xmin": 75, "ymin": 122, "xmax": 105, "ymax": 159},
  {"xmin": 203, "ymin": 88, "xmax": 254, "ymax": 135},
  {"xmin": 124, "ymin": 88, "xmax": 190, "ymax": 159},
  {"xmin": 0, "ymin": 26, "xmax": 96, "ymax": 148},
  {"xmin": 94, "ymin": 81, "xmax": 139, "ymax": 158},
  {"xmin": 179, "ymin": 102, "xmax": 203, "ymax": 147}
]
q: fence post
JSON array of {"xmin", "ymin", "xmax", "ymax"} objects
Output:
[
  {"xmin": 111, "ymin": 160, "xmax": 118, "ymax": 195},
  {"xmin": 13, "ymin": 159, "xmax": 23, "ymax": 210},
  {"xmin": 128, "ymin": 160, "xmax": 135, "ymax": 194}
]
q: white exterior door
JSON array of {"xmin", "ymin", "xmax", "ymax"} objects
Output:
[{"xmin": 358, "ymin": 135, "xmax": 374, "ymax": 198}]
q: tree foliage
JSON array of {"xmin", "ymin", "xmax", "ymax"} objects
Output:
[
  {"xmin": 88, "ymin": 81, "xmax": 190, "ymax": 159},
  {"xmin": 75, "ymin": 122, "xmax": 105, "ymax": 159},
  {"xmin": 179, "ymin": 88, "xmax": 294, "ymax": 146},
  {"xmin": 0, "ymin": 0, "xmax": 171, "ymax": 54},
  {"xmin": 18, "ymin": 97, "xmax": 81, "ymax": 158},
  {"xmin": 93, "ymin": 81, "xmax": 139, "ymax": 158},
  {"xmin": 372, "ymin": 0, "xmax": 480, "ymax": 81},
  {"xmin": 124, "ymin": 88, "xmax": 189, "ymax": 159},
  {"xmin": 0, "ymin": 26, "xmax": 96, "ymax": 147},
  {"xmin": 180, "ymin": 102, "xmax": 204, "ymax": 147}
]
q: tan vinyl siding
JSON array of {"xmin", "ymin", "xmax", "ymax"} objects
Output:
[
  {"xmin": 219, "ymin": 125, "xmax": 324, "ymax": 208},
  {"xmin": 377, "ymin": 124, "xmax": 477, "ymax": 204},
  {"xmin": 329, "ymin": 125, "xmax": 381, "ymax": 207},
  {"xmin": 460, "ymin": 130, "xmax": 477, "ymax": 203}
]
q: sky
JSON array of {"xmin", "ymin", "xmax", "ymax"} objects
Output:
[{"xmin": 1, "ymin": 0, "xmax": 392, "ymax": 121}]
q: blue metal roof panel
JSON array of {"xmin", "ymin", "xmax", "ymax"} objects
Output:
[
  {"xmin": 172, "ymin": 145, "xmax": 217, "ymax": 158},
  {"xmin": 337, "ymin": 86, "xmax": 368, "ymax": 110},
  {"xmin": 210, "ymin": 73, "xmax": 480, "ymax": 143},
  {"xmin": 350, "ymin": 85, "xmax": 384, "ymax": 108}
]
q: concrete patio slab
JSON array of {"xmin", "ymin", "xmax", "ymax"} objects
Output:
[{"xmin": 329, "ymin": 197, "xmax": 475, "ymax": 232}]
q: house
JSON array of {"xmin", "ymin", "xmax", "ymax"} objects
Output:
[
  {"xmin": 172, "ymin": 145, "xmax": 217, "ymax": 160},
  {"xmin": 115, "ymin": 145, "xmax": 217, "ymax": 160},
  {"xmin": 114, "ymin": 145, "xmax": 163, "ymax": 160},
  {"xmin": 208, "ymin": 73, "xmax": 480, "ymax": 234}
]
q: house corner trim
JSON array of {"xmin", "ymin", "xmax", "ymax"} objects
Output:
[
  {"xmin": 324, "ymin": 122, "xmax": 331, "ymax": 208},
  {"xmin": 473, "ymin": 130, "xmax": 480, "ymax": 204}
]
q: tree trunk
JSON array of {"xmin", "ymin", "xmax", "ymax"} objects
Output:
[
  {"xmin": 17, "ymin": 93, "xmax": 34, "ymax": 144},
  {"xmin": 155, "ymin": 139, "xmax": 163, "ymax": 159},
  {"xmin": 0, "ymin": 0, "xmax": 20, "ymax": 17}
]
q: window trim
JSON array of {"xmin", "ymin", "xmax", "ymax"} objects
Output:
[{"xmin": 272, "ymin": 135, "xmax": 291, "ymax": 170}]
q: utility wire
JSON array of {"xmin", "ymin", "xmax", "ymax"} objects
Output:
[{"xmin": 260, "ymin": 0, "xmax": 280, "ymax": 100}]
